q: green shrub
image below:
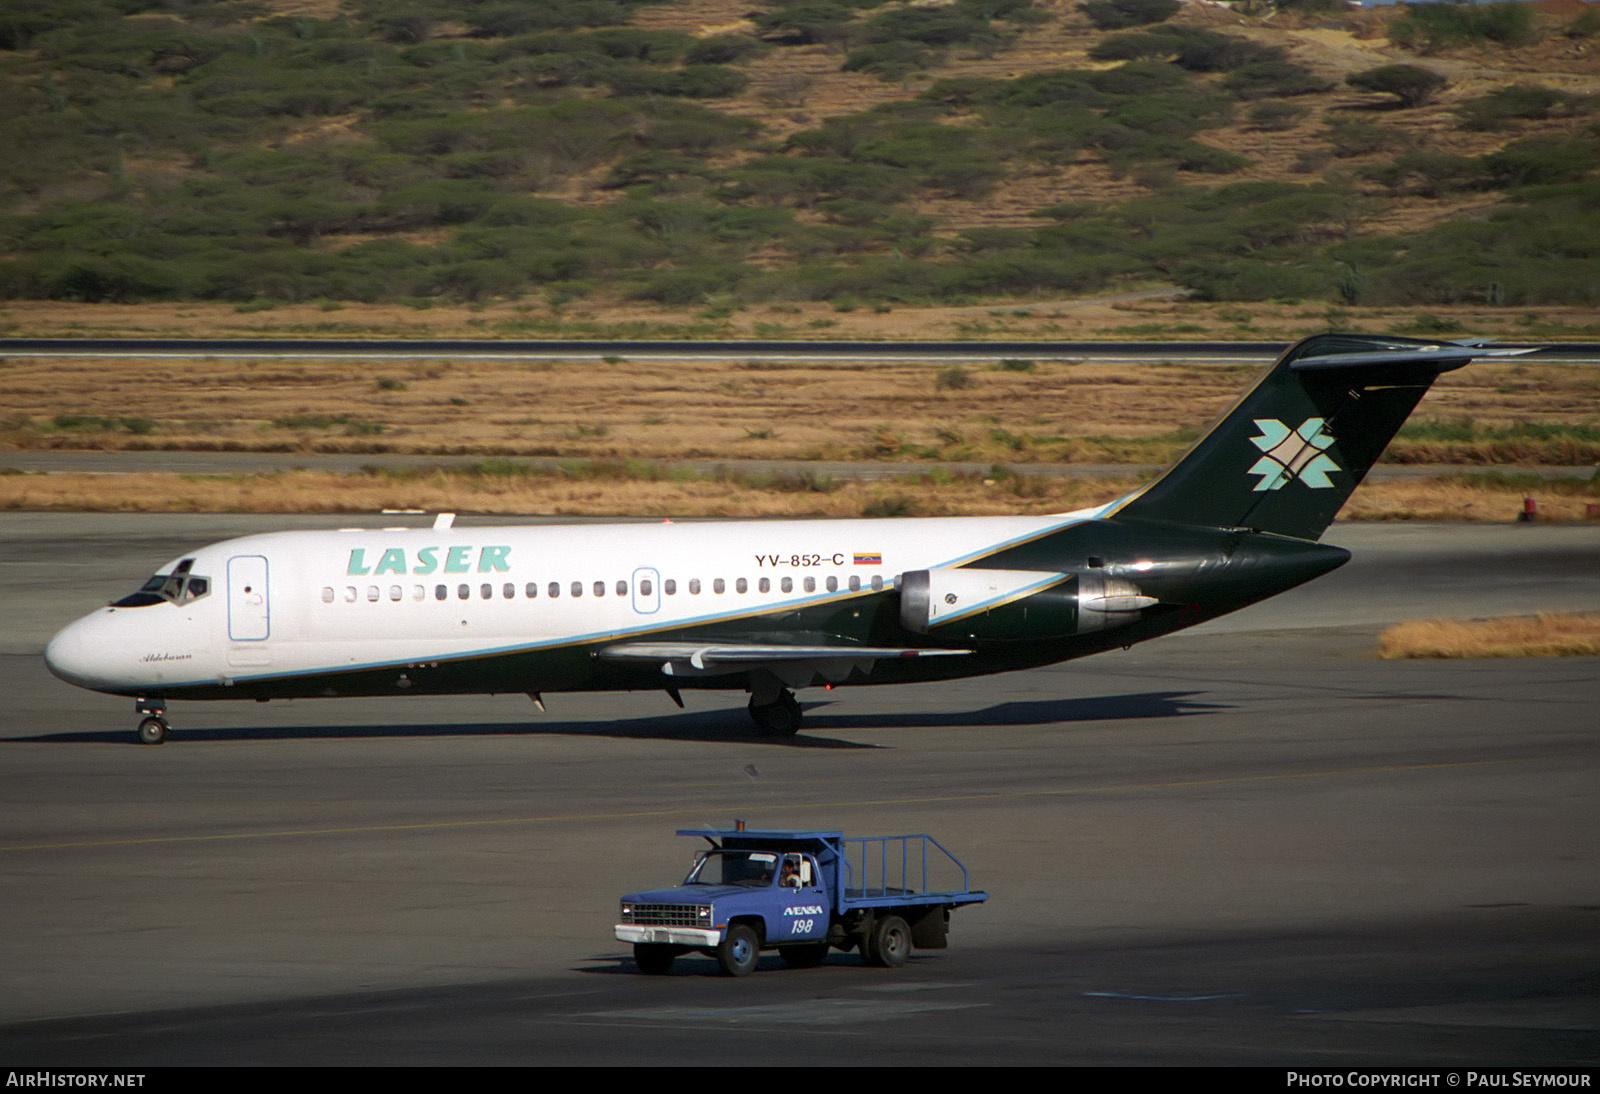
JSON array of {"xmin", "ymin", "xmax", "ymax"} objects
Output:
[
  {"xmin": 1248, "ymin": 101, "xmax": 1310, "ymax": 131},
  {"xmin": 1079, "ymin": 0, "xmax": 1179, "ymax": 31},
  {"xmin": 1455, "ymin": 84, "xmax": 1586, "ymax": 131},
  {"xmin": 1321, "ymin": 117, "xmax": 1406, "ymax": 157},
  {"xmin": 1221, "ymin": 61, "xmax": 1333, "ymax": 100},
  {"xmin": 1364, "ymin": 151, "xmax": 1484, "ymax": 196},
  {"xmin": 1388, "ymin": 2, "xmax": 1539, "ymax": 53},
  {"xmin": 843, "ymin": 41, "xmax": 936, "ymax": 81},
  {"xmin": 1345, "ymin": 64, "xmax": 1447, "ymax": 109},
  {"xmin": 1479, "ymin": 137, "xmax": 1599, "ymax": 188},
  {"xmin": 750, "ymin": 2, "xmax": 858, "ymax": 45},
  {"xmin": 684, "ymin": 34, "xmax": 766, "ymax": 65}
]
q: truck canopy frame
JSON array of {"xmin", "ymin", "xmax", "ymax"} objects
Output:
[{"xmin": 675, "ymin": 827, "xmax": 985, "ymax": 911}]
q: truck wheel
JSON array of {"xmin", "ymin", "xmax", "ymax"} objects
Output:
[
  {"xmin": 717, "ymin": 924, "xmax": 760, "ymax": 977},
  {"xmin": 780, "ymin": 942, "xmax": 830, "ymax": 969},
  {"xmin": 633, "ymin": 943, "xmax": 675, "ymax": 975},
  {"xmin": 865, "ymin": 914, "xmax": 910, "ymax": 968}
]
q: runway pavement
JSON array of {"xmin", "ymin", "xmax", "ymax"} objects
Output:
[{"xmin": 0, "ymin": 516, "xmax": 1596, "ymax": 1065}]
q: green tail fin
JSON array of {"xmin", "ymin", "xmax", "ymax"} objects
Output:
[{"xmin": 1107, "ymin": 333, "xmax": 1529, "ymax": 541}]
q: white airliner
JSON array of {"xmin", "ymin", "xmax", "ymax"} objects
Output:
[{"xmin": 44, "ymin": 334, "xmax": 1526, "ymax": 743}]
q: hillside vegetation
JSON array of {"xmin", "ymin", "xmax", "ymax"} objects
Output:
[{"xmin": 3, "ymin": 0, "xmax": 1599, "ymax": 312}]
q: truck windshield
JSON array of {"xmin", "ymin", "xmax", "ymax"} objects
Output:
[{"xmin": 683, "ymin": 850, "xmax": 778, "ymax": 888}]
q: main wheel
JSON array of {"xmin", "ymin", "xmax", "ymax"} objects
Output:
[
  {"xmin": 779, "ymin": 941, "xmax": 831, "ymax": 969},
  {"xmin": 136, "ymin": 717, "xmax": 168, "ymax": 745},
  {"xmin": 716, "ymin": 924, "xmax": 760, "ymax": 977},
  {"xmin": 633, "ymin": 943, "xmax": 675, "ymax": 975},
  {"xmin": 865, "ymin": 914, "xmax": 910, "ymax": 968},
  {"xmin": 747, "ymin": 692, "xmax": 802, "ymax": 737}
]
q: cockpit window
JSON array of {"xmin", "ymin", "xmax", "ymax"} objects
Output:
[{"xmin": 112, "ymin": 560, "xmax": 211, "ymax": 607}]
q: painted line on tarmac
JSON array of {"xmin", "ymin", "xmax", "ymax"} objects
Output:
[{"xmin": 0, "ymin": 756, "xmax": 1529, "ymax": 853}]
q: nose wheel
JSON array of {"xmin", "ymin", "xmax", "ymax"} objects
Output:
[{"xmin": 135, "ymin": 697, "xmax": 169, "ymax": 745}]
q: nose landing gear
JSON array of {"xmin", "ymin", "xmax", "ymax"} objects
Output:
[{"xmin": 135, "ymin": 697, "xmax": 169, "ymax": 745}]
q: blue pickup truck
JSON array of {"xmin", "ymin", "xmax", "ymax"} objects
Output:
[{"xmin": 615, "ymin": 823, "xmax": 989, "ymax": 976}]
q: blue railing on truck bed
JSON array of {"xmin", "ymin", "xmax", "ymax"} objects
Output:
[{"xmin": 840, "ymin": 834, "xmax": 972, "ymax": 902}]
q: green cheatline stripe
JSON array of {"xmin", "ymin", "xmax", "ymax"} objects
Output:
[{"xmin": 0, "ymin": 757, "xmax": 1528, "ymax": 853}]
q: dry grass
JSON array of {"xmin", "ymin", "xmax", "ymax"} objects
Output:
[
  {"xmin": 1378, "ymin": 612, "xmax": 1600, "ymax": 658},
  {"xmin": 1, "ymin": 465, "xmax": 1594, "ymax": 521},
  {"xmin": 1337, "ymin": 476, "xmax": 1600, "ymax": 522},
  {"xmin": 1, "ymin": 333, "xmax": 1595, "ymax": 466},
  {"xmin": 0, "ymin": 466, "xmax": 1135, "ymax": 518},
  {"xmin": 7, "ymin": 296, "xmax": 1600, "ymax": 346}
]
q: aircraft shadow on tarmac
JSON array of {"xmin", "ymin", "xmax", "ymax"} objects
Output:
[{"xmin": 16, "ymin": 690, "xmax": 1226, "ymax": 747}]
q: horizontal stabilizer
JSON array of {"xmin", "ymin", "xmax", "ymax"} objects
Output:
[{"xmin": 1291, "ymin": 345, "xmax": 1533, "ymax": 372}]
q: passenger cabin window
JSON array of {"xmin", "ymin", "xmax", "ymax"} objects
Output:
[
  {"xmin": 571, "ymin": 582, "xmax": 583, "ymax": 598},
  {"xmin": 736, "ymin": 578, "xmax": 747, "ymax": 594},
  {"xmin": 616, "ymin": 579, "xmax": 627, "ymax": 597},
  {"xmin": 664, "ymin": 579, "xmax": 677, "ymax": 595},
  {"xmin": 640, "ymin": 579, "xmax": 653, "ymax": 597},
  {"xmin": 503, "ymin": 583, "xmax": 515, "ymax": 599},
  {"xmin": 713, "ymin": 578, "xmax": 725, "ymax": 595},
  {"xmin": 526, "ymin": 583, "xmax": 538, "ymax": 598},
  {"xmin": 436, "ymin": 585, "xmax": 447, "ymax": 601},
  {"xmin": 759, "ymin": 578, "xmax": 770, "ymax": 594},
  {"xmin": 321, "ymin": 587, "xmax": 335, "ymax": 603},
  {"xmin": 594, "ymin": 581, "xmax": 605, "ymax": 597},
  {"xmin": 548, "ymin": 582, "xmax": 560, "ymax": 599},
  {"xmin": 826, "ymin": 576, "xmax": 838, "ymax": 593},
  {"xmin": 781, "ymin": 577, "xmax": 793, "ymax": 594}
]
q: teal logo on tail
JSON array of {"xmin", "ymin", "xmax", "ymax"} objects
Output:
[{"xmin": 1247, "ymin": 418, "xmax": 1339, "ymax": 492}]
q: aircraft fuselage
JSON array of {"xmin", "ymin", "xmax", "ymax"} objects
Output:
[{"xmin": 44, "ymin": 510, "xmax": 1347, "ymax": 706}]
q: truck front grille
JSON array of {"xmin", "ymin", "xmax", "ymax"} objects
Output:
[{"xmin": 627, "ymin": 903, "xmax": 710, "ymax": 928}]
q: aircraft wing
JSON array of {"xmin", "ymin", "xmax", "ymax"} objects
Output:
[{"xmin": 597, "ymin": 640, "xmax": 971, "ymax": 683}]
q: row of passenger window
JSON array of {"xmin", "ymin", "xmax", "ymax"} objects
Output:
[{"xmin": 320, "ymin": 573, "xmax": 887, "ymax": 605}]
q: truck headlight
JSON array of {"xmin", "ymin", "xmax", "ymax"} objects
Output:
[{"xmin": 620, "ymin": 902, "xmax": 633, "ymax": 923}]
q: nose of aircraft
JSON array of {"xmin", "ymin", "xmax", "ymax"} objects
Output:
[{"xmin": 44, "ymin": 612, "xmax": 116, "ymax": 690}]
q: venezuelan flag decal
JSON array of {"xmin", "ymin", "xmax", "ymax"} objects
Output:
[{"xmin": 853, "ymin": 552, "xmax": 882, "ymax": 565}]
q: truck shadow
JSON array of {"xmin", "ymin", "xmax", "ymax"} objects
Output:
[{"xmin": 575, "ymin": 953, "xmax": 877, "ymax": 977}]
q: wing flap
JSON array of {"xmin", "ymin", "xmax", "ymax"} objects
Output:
[{"xmin": 599, "ymin": 642, "xmax": 972, "ymax": 671}]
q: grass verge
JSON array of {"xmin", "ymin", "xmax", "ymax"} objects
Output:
[
  {"xmin": 1378, "ymin": 613, "xmax": 1600, "ymax": 658},
  {"xmin": 0, "ymin": 464, "xmax": 1596, "ymax": 520}
]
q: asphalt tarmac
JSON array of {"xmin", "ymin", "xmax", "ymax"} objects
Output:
[{"xmin": 1, "ymin": 516, "xmax": 1596, "ymax": 1066}]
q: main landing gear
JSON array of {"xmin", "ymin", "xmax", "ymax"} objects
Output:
[
  {"xmin": 747, "ymin": 688, "xmax": 802, "ymax": 737},
  {"xmin": 135, "ymin": 697, "xmax": 169, "ymax": 745}
]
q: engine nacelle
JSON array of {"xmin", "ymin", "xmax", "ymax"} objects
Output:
[{"xmin": 899, "ymin": 568, "xmax": 1156, "ymax": 641}]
